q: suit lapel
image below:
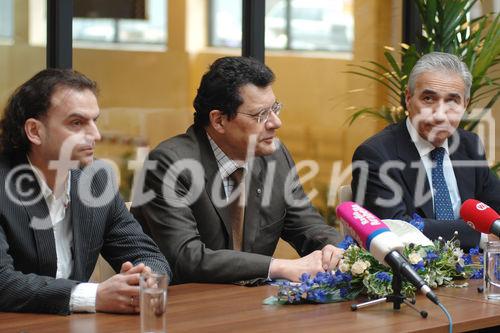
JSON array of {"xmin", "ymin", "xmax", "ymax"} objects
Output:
[
  {"xmin": 11, "ymin": 159, "xmax": 57, "ymax": 277},
  {"xmin": 449, "ymin": 132, "xmax": 474, "ymax": 203},
  {"xmin": 395, "ymin": 121, "xmax": 434, "ymax": 218},
  {"xmin": 194, "ymin": 128, "xmax": 233, "ymax": 243},
  {"xmin": 69, "ymin": 169, "xmax": 94, "ymax": 280},
  {"xmin": 193, "ymin": 127, "xmax": 264, "ymax": 251}
]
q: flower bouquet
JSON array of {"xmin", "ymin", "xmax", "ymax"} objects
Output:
[{"xmin": 264, "ymin": 235, "xmax": 483, "ymax": 305}]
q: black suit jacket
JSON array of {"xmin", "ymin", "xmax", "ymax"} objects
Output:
[
  {"xmin": 131, "ymin": 126, "xmax": 340, "ymax": 284},
  {"xmin": 351, "ymin": 120, "xmax": 500, "ymax": 248},
  {"xmin": 0, "ymin": 156, "xmax": 171, "ymax": 314}
]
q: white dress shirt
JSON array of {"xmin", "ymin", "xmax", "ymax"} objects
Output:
[
  {"xmin": 207, "ymin": 134, "xmax": 247, "ymax": 199},
  {"xmin": 406, "ymin": 118, "xmax": 461, "ymax": 218},
  {"xmin": 406, "ymin": 119, "xmax": 488, "ymax": 247},
  {"xmin": 29, "ymin": 161, "xmax": 98, "ymax": 312}
]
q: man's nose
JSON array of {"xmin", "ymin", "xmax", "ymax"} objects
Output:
[
  {"xmin": 265, "ymin": 111, "xmax": 282, "ymax": 130},
  {"xmin": 88, "ymin": 121, "xmax": 101, "ymax": 142},
  {"xmin": 433, "ymin": 101, "xmax": 447, "ymax": 122}
]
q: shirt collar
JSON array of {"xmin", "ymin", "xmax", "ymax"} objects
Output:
[
  {"xmin": 207, "ymin": 133, "xmax": 247, "ymax": 179},
  {"xmin": 27, "ymin": 156, "xmax": 71, "ymax": 205},
  {"xmin": 406, "ymin": 117, "xmax": 449, "ymax": 158}
]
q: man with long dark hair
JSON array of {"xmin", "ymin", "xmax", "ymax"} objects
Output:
[{"xmin": 0, "ymin": 69, "xmax": 171, "ymax": 314}]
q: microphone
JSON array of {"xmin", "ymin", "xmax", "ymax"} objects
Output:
[
  {"xmin": 336, "ymin": 201, "xmax": 439, "ymax": 305},
  {"xmin": 460, "ymin": 199, "xmax": 500, "ymax": 237}
]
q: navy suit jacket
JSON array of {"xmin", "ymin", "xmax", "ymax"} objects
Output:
[
  {"xmin": 0, "ymin": 155, "xmax": 171, "ymax": 314},
  {"xmin": 351, "ymin": 120, "xmax": 499, "ymax": 248}
]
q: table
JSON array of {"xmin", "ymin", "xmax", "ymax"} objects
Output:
[{"xmin": 1, "ymin": 280, "xmax": 499, "ymax": 333}]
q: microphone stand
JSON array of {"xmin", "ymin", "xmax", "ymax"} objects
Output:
[{"xmin": 350, "ymin": 271, "xmax": 428, "ymax": 318}]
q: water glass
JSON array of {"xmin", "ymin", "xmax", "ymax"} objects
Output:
[
  {"xmin": 140, "ymin": 273, "xmax": 168, "ymax": 333},
  {"xmin": 484, "ymin": 241, "xmax": 500, "ymax": 300}
]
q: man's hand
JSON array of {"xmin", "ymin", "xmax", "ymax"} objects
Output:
[
  {"xmin": 120, "ymin": 261, "xmax": 152, "ymax": 275},
  {"xmin": 269, "ymin": 245, "xmax": 344, "ymax": 282},
  {"xmin": 320, "ymin": 245, "xmax": 344, "ymax": 271},
  {"xmin": 95, "ymin": 273, "xmax": 141, "ymax": 313},
  {"xmin": 95, "ymin": 262, "xmax": 153, "ymax": 313}
]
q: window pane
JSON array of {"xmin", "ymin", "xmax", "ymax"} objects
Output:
[
  {"xmin": 211, "ymin": 0, "xmax": 354, "ymax": 53},
  {"xmin": 73, "ymin": 18, "xmax": 116, "ymax": 42},
  {"xmin": 2, "ymin": 0, "xmax": 46, "ymax": 119},
  {"xmin": 289, "ymin": 0, "xmax": 353, "ymax": 51},
  {"xmin": 210, "ymin": 0, "xmax": 242, "ymax": 47},
  {"xmin": 73, "ymin": 0, "xmax": 167, "ymax": 46},
  {"xmin": 0, "ymin": 0, "xmax": 13, "ymax": 40},
  {"xmin": 265, "ymin": 0, "xmax": 287, "ymax": 49}
]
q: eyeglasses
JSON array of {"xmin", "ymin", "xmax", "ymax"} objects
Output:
[{"xmin": 236, "ymin": 101, "xmax": 282, "ymax": 124}]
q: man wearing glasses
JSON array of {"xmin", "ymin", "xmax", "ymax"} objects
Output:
[{"xmin": 132, "ymin": 56, "xmax": 343, "ymax": 285}]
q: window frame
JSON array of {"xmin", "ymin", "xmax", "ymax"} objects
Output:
[{"xmin": 209, "ymin": 0, "xmax": 354, "ymax": 53}]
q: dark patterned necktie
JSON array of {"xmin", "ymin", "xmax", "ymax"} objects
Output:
[
  {"xmin": 430, "ymin": 147, "xmax": 454, "ymax": 220},
  {"xmin": 229, "ymin": 168, "xmax": 245, "ymax": 251}
]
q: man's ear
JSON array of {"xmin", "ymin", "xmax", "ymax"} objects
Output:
[
  {"xmin": 404, "ymin": 87, "xmax": 412, "ymax": 110},
  {"xmin": 24, "ymin": 118, "xmax": 43, "ymax": 146},
  {"xmin": 208, "ymin": 110, "xmax": 225, "ymax": 134}
]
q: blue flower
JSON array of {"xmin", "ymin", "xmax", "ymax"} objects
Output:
[
  {"xmin": 274, "ymin": 280, "xmax": 290, "ymax": 287},
  {"xmin": 300, "ymin": 273, "xmax": 311, "ymax": 283},
  {"xmin": 455, "ymin": 263, "xmax": 464, "ymax": 273},
  {"xmin": 313, "ymin": 271, "xmax": 334, "ymax": 286},
  {"xmin": 307, "ymin": 289, "xmax": 327, "ymax": 303},
  {"xmin": 409, "ymin": 213, "xmax": 425, "ymax": 232},
  {"xmin": 470, "ymin": 268, "xmax": 483, "ymax": 279},
  {"xmin": 425, "ymin": 251, "xmax": 439, "ymax": 262},
  {"xmin": 340, "ymin": 287, "xmax": 350, "ymax": 298},
  {"xmin": 463, "ymin": 254, "xmax": 472, "ymax": 265},
  {"xmin": 338, "ymin": 235, "xmax": 356, "ymax": 250},
  {"xmin": 469, "ymin": 246, "xmax": 480, "ymax": 256},
  {"xmin": 375, "ymin": 272, "xmax": 392, "ymax": 283},
  {"xmin": 412, "ymin": 260, "xmax": 425, "ymax": 271},
  {"xmin": 335, "ymin": 270, "xmax": 352, "ymax": 282}
]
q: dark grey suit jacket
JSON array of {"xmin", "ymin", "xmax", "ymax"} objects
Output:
[
  {"xmin": 0, "ymin": 155, "xmax": 171, "ymax": 315},
  {"xmin": 351, "ymin": 120, "xmax": 500, "ymax": 248},
  {"xmin": 131, "ymin": 126, "xmax": 340, "ymax": 284}
]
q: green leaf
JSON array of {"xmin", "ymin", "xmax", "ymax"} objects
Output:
[
  {"xmin": 491, "ymin": 162, "xmax": 500, "ymax": 178},
  {"xmin": 344, "ymin": 70, "xmax": 402, "ymax": 101},
  {"xmin": 262, "ymin": 296, "xmax": 288, "ymax": 305},
  {"xmin": 346, "ymin": 64, "xmax": 402, "ymax": 93},
  {"xmin": 383, "ymin": 51, "xmax": 402, "ymax": 77},
  {"xmin": 463, "ymin": 91, "xmax": 499, "ymax": 131},
  {"xmin": 367, "ymin": 61, "xmax": 402, "ymax": 82},
  {"xmin": 346, "ymin": 107, "xmax": 401, "ymax": 126}
]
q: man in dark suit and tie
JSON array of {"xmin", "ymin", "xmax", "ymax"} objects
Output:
[
  {"xmin": 0, "ymin": 69, "xmax": 171, "ymax": 314},
  {"xmin": 132, "ymin": 56, "xmax": 343, "ymax": 284},
  {"xmin": 351, "ymin": 52, "xmax": 499, "ymax": 249}
]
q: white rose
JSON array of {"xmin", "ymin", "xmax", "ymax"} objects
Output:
[
  {"xmin": 453, "ymin": 248, "xmax": 464, "ymax": 261},
  {"xmin": 408, "ymin": 252, "xmax": 422, "ymax": 264},
  {"xmin": 339, "ymin": 260, "xmax": 350, "ymax": 273},
  {"xmin": 351, "ymin": 260, "xmax": 369, "ymax": 275}
]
